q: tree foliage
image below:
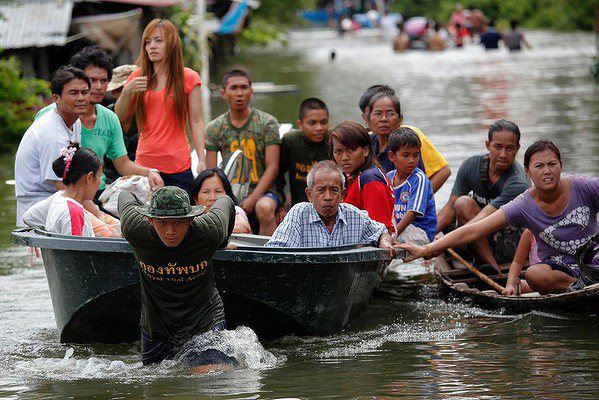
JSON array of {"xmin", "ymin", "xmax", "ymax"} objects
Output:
[
  {"xmin": 392, "ymin": 0, "xmax": 598, "ymax": 31},
  {"xmin": 0, "ymin": 57, "xmax": 50, "ymax": 152}
]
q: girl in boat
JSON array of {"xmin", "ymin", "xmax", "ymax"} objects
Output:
[
  {"xmin": 115, "ymin": 18, "xmax": 205, "ymax": 191},
  {"xmin": 189, "ymin": 168, "xmax": 252, "ymax": 234},
  {"xmin": 23, "ymin": 145, "xmax": 120, "ymax": 237},
  {"xmin": 399, "ymin": 140, "xmax": 599, "ymax": 294},
  {"xmin": 330, "ymin": 121, "xmax": 395, "ymax": 232}
]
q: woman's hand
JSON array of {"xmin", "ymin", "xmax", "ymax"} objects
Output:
[
  {"xmin": 122, "ymin": 76, "xmax": 148, "ymax": 96},
  {"xmin": 502, "ymin": 277, "xmax": 520, "ymax": 296},
  {"xmin": 147, "ymin": 170, "xmax": 164, "ymax": 191},
  {"xmin": 395, "ymin": 242, "xmax": 427, "ymax": 262}
]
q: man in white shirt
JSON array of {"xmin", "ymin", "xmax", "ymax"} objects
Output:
[{"xmin": 14, "ymin": 66, "xmax": 90, "ymax": 226}]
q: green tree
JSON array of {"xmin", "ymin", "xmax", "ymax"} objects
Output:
[{"xmin": 0, "ymin": 57, "xmax": 50, "ymax": 153}]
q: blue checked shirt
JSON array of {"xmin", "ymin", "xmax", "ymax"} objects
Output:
[{"xmin": 265, "ymin": 202, "xmax": 387, "ymax": 248}]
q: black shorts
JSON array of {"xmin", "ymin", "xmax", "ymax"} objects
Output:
[
  {"xmin": 487, "ymin": 225, "xmax": 523, "ymax": 265},
  {"xmin": 141, "ymin": 321, "xmax": 238, "ymax": 367}
]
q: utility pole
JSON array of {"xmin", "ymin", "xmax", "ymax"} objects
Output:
[{"xmin": 196, "ymin": 0, "xmax": 211, "ymax": 123}]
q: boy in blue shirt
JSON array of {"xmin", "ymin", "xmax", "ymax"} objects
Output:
[{"xmin": 386, "ymin": 128, "xmax": 437, "ymax": 244}]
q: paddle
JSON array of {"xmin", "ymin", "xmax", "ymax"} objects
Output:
[{"xmin": 447, "ymin": 248, "xmax": 505, "ymax": 292}]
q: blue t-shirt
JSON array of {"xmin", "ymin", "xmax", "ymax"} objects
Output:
[
  {"xmin": 387, "ymin": 167, "xmax": 437, "ymax": 242},
  {"xmin": 480, "ymin": 28, "xmax": 502, "ymax": 49}
]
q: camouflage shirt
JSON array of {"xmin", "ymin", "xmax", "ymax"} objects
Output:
[{"xmin": 205, "ymin": 109, "xmax": 280, "ymax": 197}]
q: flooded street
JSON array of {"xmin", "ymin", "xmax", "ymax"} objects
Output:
[{"xmin": 1, "ymin": 29, "xmax": 598, "ymax": 398}]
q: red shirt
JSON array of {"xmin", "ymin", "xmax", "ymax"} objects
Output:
[
  {"xmin": 344, "ymin": 164, "xmax": 394, "ymax": 231},
  {"xmin": 125, "ymin": 67, "xmax": 201, "ymax": 174}
]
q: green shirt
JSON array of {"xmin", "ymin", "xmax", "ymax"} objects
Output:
[
  {"xmin": 118, "ymin": 192, "xmax": 235, "ymax": 345},
  {"xmin": 36, "ymin": 103, "xmax": 128, "ymax": 190},
  {"xmin": 278, "ymin": 129, "xmax": 330, "ymax": 205},
  {"xmin": 205, "ymin": 109, "xmax": 280, "ymax": 197}
]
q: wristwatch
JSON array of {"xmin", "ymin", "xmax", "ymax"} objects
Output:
[{"xmin": 148, "ymin": 168, "xmax": 160, "ymax": 174}]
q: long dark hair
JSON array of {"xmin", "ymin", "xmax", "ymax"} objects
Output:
[
  {"xmin": 52, "ymin": 144, "xmax": 102, "ymax": 185},
  {"xmin": 329, "ymin": 121, "xmax": 377, "ymax": 175},
  {"xmin": 188, "ymin": 168, "xmax": 239, "ymax": 206}
]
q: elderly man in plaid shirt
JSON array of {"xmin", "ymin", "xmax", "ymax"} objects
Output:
[{"xmin": 266, "ymin": 160, "xmax": 395, "ymax": 251}]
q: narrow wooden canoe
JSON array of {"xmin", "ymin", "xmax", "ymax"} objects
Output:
[
  {"xmin": 11, "ymin": 228, "xmax": 392, "ymax": 343},
  {"xmin": 434, "ymin": 252, "xmax": 599, "ymax": 313}
]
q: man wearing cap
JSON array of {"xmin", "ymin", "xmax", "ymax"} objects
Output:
[
  {"xmin": 118, "ymin": 186, "xmax": 237, "ymax": 371},
  {"xmin": 104, "ymin": 64, "xmax": 139, "ymax": 184}
]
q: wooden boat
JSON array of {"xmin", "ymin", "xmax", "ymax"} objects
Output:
[
  {"xmin": 11, "ymin": 228, "xmax": 392, "ymax": 344},
  {"xmin": 434, "ymin": 252, "xmax": 599, "ymax": 313}
]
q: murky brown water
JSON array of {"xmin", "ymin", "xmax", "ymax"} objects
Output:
[{"xmin": 1, "ymin": 29, "xmax": 598, "ymax": 398}]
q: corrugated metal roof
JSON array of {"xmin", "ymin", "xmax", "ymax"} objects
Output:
[{"xmin": 0, "ymin": 0, "xmax": 74, "ymax": 50}]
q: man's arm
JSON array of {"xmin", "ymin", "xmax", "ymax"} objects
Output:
[
  {"xmin": 205, "ymin": 150, "xmax": 218, "ymax": 169},
  {"xmin": 467, "ymin": 204, "xmax": 496, "ymax": 225},
  {"xmin": 264, "ymin": 206, "xmax": 301, "ymax": 247},
  {"xmin": 194, "ymin": 195, "xmax": 235, "ymax": 249},
  {"xmin": 188, "ymin": 86, "xmax": 206, "ymax": 173},
  {"xmin": 429, "ymin": 165, "xmax": 451, "ymax": 193},
  {"xmin": 378, "ymin": 232, "xmax": 396, "ymax": 257},
  {"xmin": 240, "ymin": 144, "xmax": 280, "ymax": 214},
  {"xmin": 117, "ymin": 191, "xmax": 152, "ymax": 244},
  {"xmin": 395, "ymin": 210, "xmax": 417, "ymax": 237},
  {"xmin": 436, "ymin": 194, "xmax": 458, "ymax": 233}
]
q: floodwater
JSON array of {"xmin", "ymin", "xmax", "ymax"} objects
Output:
[{"xmin": 1, "ymin": 29, "xmax": 598, "ymax": 398}]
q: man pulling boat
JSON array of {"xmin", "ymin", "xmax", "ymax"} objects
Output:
[{"xmin": 118, "ymin": 186, "xmax": 238, "ymax": 372}]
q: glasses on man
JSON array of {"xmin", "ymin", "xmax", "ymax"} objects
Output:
[{"xmin": 370, "ymin": 110, "xmax": 399, "ymax": 119}]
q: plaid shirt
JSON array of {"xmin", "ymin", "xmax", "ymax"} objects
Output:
[{"xmin": 265, "ymin": 202, "xmax": 386, "ymax": 248}]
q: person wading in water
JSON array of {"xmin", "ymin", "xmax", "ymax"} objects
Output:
[{"xmin": 118, "ymin": 186, "xmax": 237, "ymax": 372}]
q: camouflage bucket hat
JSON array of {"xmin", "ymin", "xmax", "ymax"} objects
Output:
[{"xmin": 136, "ymin": 186, "xmax": 205, "ymax": 219}]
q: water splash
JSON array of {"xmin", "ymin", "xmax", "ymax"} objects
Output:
[{"xmin": 12, "ymin": 326, "xmax": 282, "ymax": 381}]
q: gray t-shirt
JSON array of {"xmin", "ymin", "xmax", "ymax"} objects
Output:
[
  {"xmin": 451, "ymin": 153, "xmax": 530, "ymax": 209},
  {"xmin": 14, "ymin": 110, "xmax": 82, "ymax": 226}
]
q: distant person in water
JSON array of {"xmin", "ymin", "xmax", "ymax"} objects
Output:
[
  {"xmin": 118, "ymin": 186, "xmax": 238, "ymax": 372},
  {"xmin": 504, "ymin": 20, "xmax": 532, "ymax": 51},
  {"xmin": 428, "ymin": 24, "xmax": 446, "ymax": 51},
  {"xmin": 479, "ymin": 20, "xmax": 503, "ymax": 50},
  {"xmin": 393, "ymin": 21, "xmax": 410, "ymax": 52},
  {"xmin": 278, "ymin": 97, "xmax": 330, "ymax": 206},
  {"xmin": 266, "ymin": 160, "xmax": 395, "ymax": 251},
  {"xmin": 400, "ymin": 140, "xmax": 599, "ymax": 295},
  {"xmin": 23, "ymin": 145, "xmax": 120, "ymax": 237}
]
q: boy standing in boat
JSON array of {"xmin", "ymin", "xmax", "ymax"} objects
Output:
[
  {"xmin": 278, "ymin": 97, "xmax": 330, "ymax": 206},
  {"xmin": 205, "ymin": 69, "xmax": 281, "ymax": 236},
  {"xmin": 118, "ymin": 186, "xmax": 237, "ymax": 371},
  {"xmin": 436, "ymin": 119, "xmax": 530, "ymax": 270}
]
